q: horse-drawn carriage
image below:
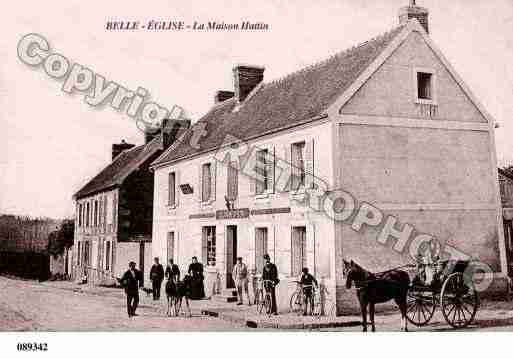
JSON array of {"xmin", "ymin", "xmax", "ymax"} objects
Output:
[{"xmin": 406, "ymin": 259, "xmax": 479, "ymax": 329}]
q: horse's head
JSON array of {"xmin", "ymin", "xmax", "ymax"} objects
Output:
[{"xmin": 343, "ymin": 259, "xmax": 368, "ymax": 289}]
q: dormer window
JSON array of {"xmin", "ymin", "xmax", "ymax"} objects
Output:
[{"xmin": 414, "ymin": 68, "xmax": 436, "ymax": 104}]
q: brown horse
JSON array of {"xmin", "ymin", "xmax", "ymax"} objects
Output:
[{"xmin": 343, "ymin": 260, "xmax": 410, "ymax": 332}]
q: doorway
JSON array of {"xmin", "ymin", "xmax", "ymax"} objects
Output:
[{"xmin": 226, "ymin": 225, "xmax": 238, "ymax": 288}]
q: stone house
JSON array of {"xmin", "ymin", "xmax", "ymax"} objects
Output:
[
  {"xmin": 150, "ymin": 3, "xmax": 506, "ymax": 312},
  {"xmin": 72, "ymin": 121, "xmax": 189, "ymax": 285}
]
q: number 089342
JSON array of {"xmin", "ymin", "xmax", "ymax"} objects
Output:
[{"xmin": 17, "ymin": 343, "xmax": 48, "ymax": 351}]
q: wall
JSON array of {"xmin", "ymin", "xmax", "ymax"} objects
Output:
[
  {"xmin": 153, "ymin": 120, "xmax": 336, "ymax": 311},
  {"xmin": 334, "ymin": 30, "xmax": 502, "ymax": 312}
]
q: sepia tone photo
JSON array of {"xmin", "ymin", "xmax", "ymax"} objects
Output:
[{"xmin": 2, "ymin": 0, "xmax": 513, "ymax": 346}]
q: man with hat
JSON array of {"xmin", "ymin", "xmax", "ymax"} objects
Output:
[
  {"xmin": 261, "ymin": 254, "xmax": 279, "ymax": 315},
  {"xmin": 119, "ymin": 261, "xmax": 143, "ymax": 318},
  {"xmin": 232, "ymin": 257, "xmax": 251, "ymax": 305}
]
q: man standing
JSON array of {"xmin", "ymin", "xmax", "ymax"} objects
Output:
[
  {"xmin": 300, "ymin": 267, "xmax": 318, "ymax": 316},
  {"xmin": 119, "ymin": 261, "xmax": 143, "ymax": 318},
  {"xmin": 232, "ymin": 257, "xmax": 251, "ymax": 305},
  {"xmin": 150, "ymin": 257, "xmax": 164, "ymax": 300},
  {"xmin": 165, "ymin": 258, "xmax": 181, "ymax": 282},
  {"xmin": 262, "ymin": 254, "xmax": 279, "ymax": 315}
]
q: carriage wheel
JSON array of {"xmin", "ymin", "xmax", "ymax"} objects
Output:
[
  {"xmin": 441, "ymin": 272, "xmax": 478, "ymax": 329},
  {"xmin": 289, "ymin": 291, "xmax": 303, "ymax": 315},
  {"xmin": 406, "ymin": 289, "xmax": 436, "ymax": 326}
]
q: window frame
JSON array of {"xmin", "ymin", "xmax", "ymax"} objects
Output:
[
  {"xmin": 291, "ymin": 226, "xmax": 307, "ymax": 277},
  {"xmin": 168, "ymin": 171, "xmax": 176, "ymax": 208},
  {"xmin": 201, "ymin": 162, "xmax": 213, "ymax": 203},
  {"xmin": 291, "ymin": 141, "xmax": 306, "ymax": 192},
  {"xmin": 413, "ymin": 67, "xmax": 437, "ymax": 105},
  {"xmin": 202, "ymin": 226, "xmax": 216, "ymax": 267},
  {"xmin": 255, "ymin": 148, "xmax": 269, "ymax": 196}
]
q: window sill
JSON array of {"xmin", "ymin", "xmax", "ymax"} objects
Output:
[
  {"xmin": 415, "ymin": 98, "xmax": 437, "ymax": 106},
  {"xmin": 166, "ymin": 204, "xmax": 177, "ymax": 210}
]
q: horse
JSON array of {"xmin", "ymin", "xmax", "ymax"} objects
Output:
[
  {"xmin": 343, "ymin": 259, "xmax": 410, "ymax": 332},
  {"xmin": 165, "ymin": 275, "xmax": 193, "ymax": 317}
]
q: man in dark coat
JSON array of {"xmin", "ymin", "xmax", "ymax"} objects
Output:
[
  {"xmin": 165, "ymin": 259, "xmax": 180, "ymax": 282},
  {"xmin": 150, "ymin": 257, "xmax": 165, "ymax": 300},
  {"xmin": 119, "ymin": 261, "xmax": 143, "ymax": 318},
  {"xmin": 262, "ymin": 254, "xmax": 279, "ymax": 315},
  {"xmin": 187, "ymin": 256, "xmax": 205, "ymax": 299},
  {"xmin": 300, "ymin": 267, "xmax": 318, "ymax": 315}
]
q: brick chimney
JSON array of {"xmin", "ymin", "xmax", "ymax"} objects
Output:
[
  {"xmin": 399, "ymin": 0, "xmax": 429, "ymax": 33},
  {"xmin": 161, "ymin": 119, "xmax": 191, "ymax": 149},
  {"xmin": 214, "ymin": 90, "xmax": 235, "ymax": 104},
  {"xmin": 112, "ymin": 140, "xmax": 135, "ymax": 160},
  {"xmin": 233, "ymin": 64, "xmax": 264, "ymax": 103}
]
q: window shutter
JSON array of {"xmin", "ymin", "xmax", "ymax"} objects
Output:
[
  {"xmin": 175, "ymin": 170, "xmax": 180, "ymax": 206},
  {"xmin": 267, "ymin": 147, "xmax": 275, "ymax": 193},
  {"xmin": 210, "ymin": 161, "xmax": 216, "ymax": 202},
  {"xmin": 198, "ymin": 164, "xmax": 203, "ymax": 202},
  {"xmin": 282, "ymin": 145, "xmax": 291, "ymax": 192},
  {"xmin": 201, "ymin": 228, "xmax": 208, "ymax": 264},
  {"xmin": 305, "ymin": 139, "xmax": 314, "ymax": 189},
  {"xmin": 248, "ymin": 151, "xmax": 256, "ymax": 196}
]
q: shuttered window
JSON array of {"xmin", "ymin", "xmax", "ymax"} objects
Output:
[
  {"xmin": 94, "ymin": 201, "xmax": 98, "ymax": 227},
  {"xmin": 86, "ymin": 203, "xmax": 90, "ymax": 227},
  {"xmin": 202, "ymin": 226, "xmax": 216, "ymax": 266},
  {"xmin": 202, "ymin": 163, "xmax": 212, "ymax": 202},
  {"xmin": 78, "ymin": 205, "xmax": 82, "ymax": 227},
  {"xmin": 255, "ymin": 227, "xmax": 268, "ymax": 274},
  {"xmin": 255, "ymin": 149, "xmax": 268, "ymax": 195},
  {"xmin": 291, "ymin": 141, "xmax": 306, "ymax": 190},
  {"xmin": 227, "ymin": 162, "xmax": 238, "ymax": 200},
  {"xmin": 291, "ymin": 226, "xmax": 306, "ymax": 276},
  {"xmin": 167, "ymin": 232, "xmax": 175, "ymax": 263},
  {"xmin": 105, "ymin": 241, "xmax": 111, "ymax": 270},
  {"xmin": 168, "ymin": 172, "xmax": 176, "ymax": 206}
]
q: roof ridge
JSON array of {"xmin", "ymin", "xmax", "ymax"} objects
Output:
[{"xmin": 265, "ymin": 25, "xmax": 404, "ymax": 88}]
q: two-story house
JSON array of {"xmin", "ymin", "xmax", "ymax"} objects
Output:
[
  {"xmin": 150, "ymin": 2, "xmax": 506, "ymax": 313},
  {"xmin": 73, "ymin": 120, "xmax": 189, "ymax": 285}
]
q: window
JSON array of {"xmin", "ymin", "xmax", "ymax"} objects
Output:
[
  {"xmin": 86, "ymin": 203, "xmax": 90, "ymax": 227},
  {"xmin": 417, "ymin": 71, "xmax": 433, "ymax": 101},
  {"xmin": 105, "ymin": 241, "xmax": 111, "ymax": 270},
  {"xmin": 255, "ymin": 149, "xmax": 268, "ymax": 195},
  {"xmin": 291, "ymin": 226, "xmax": 306, "ymax": 276},
  {"xmin": 77, "ymin": 242, "xmax": 81, "ymax": 265},
  {"xmin": 202, "ymin": 226, "xmax": 216, "ymax": 266},
  {"xmin": 78, "ymin": 204, "xmax": 82, "ymax": 227},
  {"xmin": 291, "ymin": 141, "xmax": 306, "ymax": 191},
  {"xmin": 167, "ymin": 232, "xmax": 175, "ymax": 264},
  {"xmin": 202, "ymin": 163, "xmax": 212, "ymax": 202},
  {"xmin": 83, "ymin": 241, "xmax": 90, "ymax": 266},
  {"xmin": 255, "ymin": 227, "xmax": 268, "ymax": 273},
  {"xmin": 94, "ymin": 200, "xmax": 98, "ymax": 227},
  {"xmin": 106, "ymin": 197, "xmax": 113, "ymax": 225},
  {"xmin": 168, "ymin": 172, "xmax": 176, "ymax": 206},
  {"xmin": 227, "ymin": 162, "xmax": 238, "ymax": 200}
]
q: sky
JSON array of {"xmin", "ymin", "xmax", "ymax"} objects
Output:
[{"xmin": 1, "ymin": 0, "xmax": 513, "ymax": 219}]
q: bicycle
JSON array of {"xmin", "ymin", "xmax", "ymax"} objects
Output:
[
  {"xmin": 255, "ymin": 279, "xmax": 276, "ymax": 315},
  {"xmin": 289, "ymin": 281, "xmax": 316, "ymax": 315}
]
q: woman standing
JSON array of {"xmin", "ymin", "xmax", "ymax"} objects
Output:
[{"xmin": 188, "ymin": 256, "xmax": 205, "ymax": 299}]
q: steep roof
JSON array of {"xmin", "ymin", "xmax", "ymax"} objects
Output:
[
  {"xmin": 152, "ymin": 24, "xmax": 405, "ymax": 167},
  {"xmin": 74, "ymin": 135, "xmax": 164, "ymax": 199}
]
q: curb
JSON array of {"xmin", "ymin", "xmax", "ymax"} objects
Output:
[{"xmin": 201, "ymin": 309, "xmax": 361, "ymax": 329}]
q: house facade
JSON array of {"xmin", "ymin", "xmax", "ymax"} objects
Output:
[
  {"xmin": 151, "ymin": 3, "xmax": 506, "ymax": 313},
  {"xmin": 72, "ymin": 121, "xmax": 189, "ymax": 285}
]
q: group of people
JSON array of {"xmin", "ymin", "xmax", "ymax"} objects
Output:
[
  {"xmin": 118, "ymin": 256, "xmax": 206, "ymax": 318},
  {"xmin": 119, "ymin": 253, "xmax": 318, "ymax": 318},
  {"xmin": 232, "ymin": 254, "xmax": 318, "ymax": 316}
]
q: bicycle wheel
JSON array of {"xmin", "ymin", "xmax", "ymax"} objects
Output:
[
  {"xmin": 289, "ymin": 291, "xmax": 303, "ymax": 315},
  {"xmin": 264, "ymin": 293, "xmax": 272, "ymax": 315},
  {"xmin": 256, "ymin": 289, "xmax": 265, "ymax": 314}
]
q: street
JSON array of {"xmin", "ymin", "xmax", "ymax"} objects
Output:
[
  {"xmin": 0, "ymin": 276, "xmax": 243, "ymax": 331},
  {"xmin": 2, "ymin": 275, "xmax": 513, "ymax": 331}
]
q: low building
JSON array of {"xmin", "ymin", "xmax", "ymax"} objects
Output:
[
  {"xmin": 151, "ymin": 3, "xmax": 506, "ymax": 313},
  {"xmin": 72, "ymin": 121, "xmax": 189, "ymax": 285}
]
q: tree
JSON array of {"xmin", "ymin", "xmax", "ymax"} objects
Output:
[{"xmin": 47, "ymin": 219, "xmax": 74, "ymax": 258}]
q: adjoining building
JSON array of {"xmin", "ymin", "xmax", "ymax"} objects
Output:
[
  {"xmin": 151, "ymin": 3, "xmax": 507, "ymax": 312},
  {"xmin": 72, "ymin": 120, "xmax": 189, "ymax": 285}
]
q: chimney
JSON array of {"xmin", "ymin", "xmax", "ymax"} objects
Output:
[
  {"xmin": 214, "ymin": 90, "xmax": 235, "ymax": 104},
  {"xmin": 399, "ymin": 0, "xmax": 429, "ymax": 34},
  {"xmin": 112, "ymin": 140, "xmax": 135, "ymax": 160},
  {"xmin": 233, "ymin": 64, "xmax": 264, "ymax": 103},
  {"xmin": 161, "ymin": 119, "xmax": 191, "ymax": 149}
]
